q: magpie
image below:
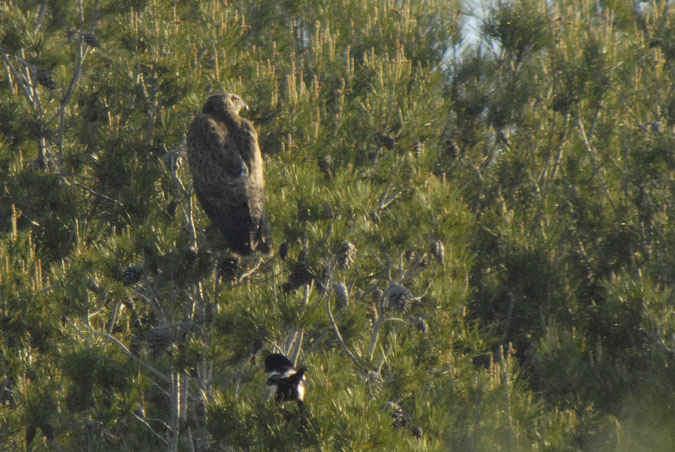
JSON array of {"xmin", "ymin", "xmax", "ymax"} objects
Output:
[{"xmin": 264, "ymin": 353, "xmax": 307, "ymax": 407}]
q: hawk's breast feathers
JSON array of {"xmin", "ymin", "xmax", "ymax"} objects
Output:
[{"xmin": 187, "ymin": 93, "xmax": 271, "ymax": 256}]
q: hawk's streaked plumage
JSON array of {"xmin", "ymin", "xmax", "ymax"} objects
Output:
[{"xmin": 187, "ymin": 93, "xmax": 271, "ymax": 255}]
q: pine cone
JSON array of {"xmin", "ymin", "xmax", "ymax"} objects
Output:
[
  {"xmin": 297, "ymin": 201, "xmax": 312, "ymax": 222},
  {"xmin": 384, "ymin": 402, "xmax": 409, "ymax": 429},
  {"xmin": 218, "ymin": 257, "xmax": 239, "ymax": 283},
  {"xmin": 148, "ymin": 321, "xmax": 197, "ymax": 355},
  {"xmin": 25, "ymin": 424, "xmax": 36, "ymax": 445},
  {"xmin": 366, "ymin": 370, "xmax": 383, "ymax": 392},
  {"xmin": 86, "ymin": 278, "xmax": 101, "ymax": 293},
  {"xmin": 39, "ymin": 423, "xmax": 55, "ymax": 442},
  {"xmin": 284, "ymin": 261, "xmax": 315, "ymax": 293},
  {"xmin": 383, "ymin": 283, "xmax": 412, "ymax": 313},
  {"xmin": 392, "ymin": 408, "xmax": 407, "ymax": 428},
  {"xmin": 379, "ymin": 134, "xmax": 395, "ymax": 150},
  {"xmin": 444, "ymin": 138, "xmax": 458, "ymax": 159},
  {"xmin": 383, "ymin": 401, "xmax": 399, "ymax": 411},
  {"xmin": 337, "ymin": 241, "xmax": 357, "ymax": 269},
  {"xmin": 430, "ymin": 240, "xmax": 445, "ymax": 264},
  {"xmin": 318, "ymin": 155, "xmax": 332, "ymax": 178},
  {"xmin": 184, "ymin": 246, "xmax": 198, "ymax": 264},
  {"xmin": 414, "ymin": 317, "xmax": 428, "ymax": 334},
  {"xmin": 413, "ymin": 141, "xmax": 424, "ymax": 158},
  {"xmin": 279, "ymin": 241, "xmax": 290, "ymax": 261},
  {"xmin": 36, "ymin": 68, "xmax": 56, "ymax": 90},
  {"xmin": 167, "ymin": 199, "xmax": 178, "ymax": 217},
  {"xmin": 333, "ymin": 282, "xmax": 349, "ymax": 309},
  {"xmin": 321, "ymin": 202, "xmax": 334, "ymax": 219},
  {"xmin": 0, "ymin": 378, "xmax": 15, "ymax": 406},
  {"xmin": 122, "ymin": 266, "xmax": 144, "ymax": 286},
  {"xmin": 162, "ymin": 150, "xmax": 183, "ymax": 172},
  {"xmin": 82, "ymin": 32, "xmax": 102, "ymax": 48}
]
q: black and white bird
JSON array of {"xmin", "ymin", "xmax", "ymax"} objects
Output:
[{"xmin": 264, "ymin": 353, "xmax": 307, "ymax": 407}]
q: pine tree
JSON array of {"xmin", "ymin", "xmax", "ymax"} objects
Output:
[{"xmin": 1, "ymin": 1, "xmax": 674, "ymax": 451}]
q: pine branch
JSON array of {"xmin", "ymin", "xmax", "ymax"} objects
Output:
[
  {"xmin": 33, "ymin": 3, "xmax": 48, "ymax": 34},
  {"xmin": 377, "ymin": 185, "xmax": 402, "ymax": 212},
  {"xmin": 186, "ymin": 428, "xmax": 196, "ymax": 452},
  {"xmin": 132, "ymin": 413, "xmax": 169, "ymax": 446},
  {"xmin": 0, "ymin": 48, "xmax": 34, "ymax": 102},
  {"xmin": 367, "ymin": 313, "xmax": 385, "ymax": 362},
  {"xmin": 236, "ymin": 257, "xmax": 264, "ymax": 284},
  {"xmin": 326, "ymin": 286, "xmax": 367, "ymax": 372},
  {"xmin": 82, "ymin": 322, "xmax": 171, "ymax": 384},
  {"xmin": 47, "ymin": 438, "xmax": 65, "ymax": 452},
  {"xmin": 59, "ymin": 176, "xmax": 127, "ymax": 207},
  {"xmin": 63, "ymin": 316, "xmax": 93, "ymax": 347},
  {"xmin": 289, "ymin": 328, "xmax": 305, "ymax": 366},
  {"xmin": 165, "ymin": 143, "xmax": 200, "ymax": 251},
  {"xmin": 46, "ymin": 42, "xmax": 90, "ymax": 130},
  {"xmin": 546, "ymin": 114, "xmax": 570, "ymax": 184},
  {"xmin": 46, "ymin": 0, "xmax": 91, "ymax": 138},
  {"xmin": 577, "ymin": 117, "xmax": 617, "ymax": 214},
  {"xmin": 167, "ymin": 371, "xmax": 182, "ymax": 452}
]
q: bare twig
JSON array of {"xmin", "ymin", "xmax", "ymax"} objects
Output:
[
  {"xmin": 265, "ymin": 338, "xmax": 284, "ymax": 354},
  {"xmin": 46, "ymin": 38, "xmax": 90, "ymax": 130},
  {"xmin": 34, "ymin": 3, "xmax": 48, "ymax": 34},
  {"xmin": 0, "ymin": 50, "xmax": 34, "ymax": 103},
  {"xmin": 186, "ymin": 427, "xmax": 196, "ymax": 452},
  {"xmin": 132, "ymin": 413, "xmax": 169, "ymax": 446},
  {"xmin": 77, "ymin": 0, "xmax": 85, "ymax": 24},
  {"xmin": 166, "ymin": 143, "xmax": 200, "ymax": 251},
  {"xmin": 500, "ymin": 291, "xmax": 517, "ymax": 345},
  {"xmin": 577, "ymin": 117, "xmax": 617, "ymax": 213},
  {"xmin": 326, "ymin": 288, "xmax": 366, "ymax": 371},
  {"xmin": 47, "ymin": 438, "xmax": 66, "ymax": 452},
  {"xmin": 63, "ymin": 316, "xmax": 93, "ymax": 347},
  {"xmin": 289, "ymin": 328, "xmax": 305, "ymax": 365},
  {"xmin": 37, "ymin": 284, "xmax": 56, "ymax": 293},
  {"xmin": 237, "ymin": 257, "xmax": 264, "ymax": 284},
  {"xmin": 86, "ymin": 325, "xmax": 170, "ymax": 384},
  {"xmin": 60, "ymin": 176, "xmax": 126, "ymax": 207},
  {"xmin": 167, "ymin": 371, "xmax": 182, "ymax": 452},
  {"xmin": 300, "ymin": 280, "xmax": 313, "ymax": 312},
  {"xmin": 378, "ymin": 185, "xmax": 402, "ymax": 212},
  {"xmin": 232, "ymin": 351, "xmax": 256, "ymax": 397},
  {"xmin": 107, "ymin": 300, "xmax": 124, "ymax": 334},
  {"xmin": 410, "ymin": 281, "xmax": 432, "ymax": 301},
  {"xmin": 548, "ymin": 117, "xmax": 569, "ymax": 184},
  {"xmin": 367, "ymin": 314, "xmax": 385, "ymax": 362}
]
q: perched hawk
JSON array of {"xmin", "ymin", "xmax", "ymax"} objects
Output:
[
  {"xmin": 187, "ymin": 93, "xmax": 271, "ymax": 256},
  {"xmin": 264, "ymin": 353, "xmax": 307, "ymax": 407}
]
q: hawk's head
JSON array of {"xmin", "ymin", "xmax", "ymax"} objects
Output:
[{"xmin": 202, "ymin": 93, "xmax": 249, "ymax": 119}]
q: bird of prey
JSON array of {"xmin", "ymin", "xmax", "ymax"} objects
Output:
[
  {"xmin": 187, "ymin": 93, "xmax": 271, "ymax": 256},
  {"xmin": 264, "ymin": 353, "xmax": 307, "ymax": 406}
]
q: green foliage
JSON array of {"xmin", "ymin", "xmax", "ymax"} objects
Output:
[{"xmin": 1, "ymin": 0, "xmax": 675, "ymax": 450}]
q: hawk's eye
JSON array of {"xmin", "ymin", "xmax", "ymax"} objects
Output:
[{"xmin": 231, "ymin": 96, "xmax": 239, "ymax": 104}]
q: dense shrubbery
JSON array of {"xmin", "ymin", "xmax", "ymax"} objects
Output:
[{"xmin": 1, "ymin": 1, "xmax": 673, "ymax": 450}]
